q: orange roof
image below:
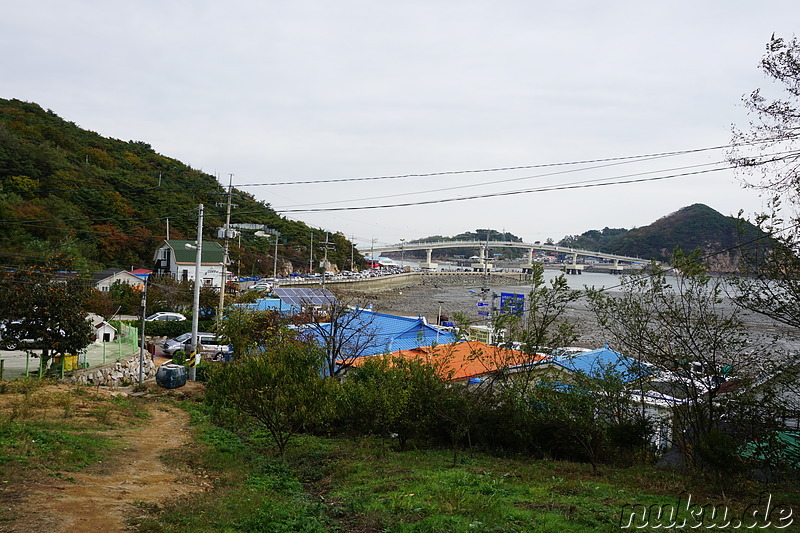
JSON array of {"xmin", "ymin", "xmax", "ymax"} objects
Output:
[{"xmin": 351, "ymin": 341, "xmax": 549, "ymax": 382}]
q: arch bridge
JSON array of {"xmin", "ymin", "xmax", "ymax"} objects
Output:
[{"xmin": 366, "ymin": 240, "xmax": 651, "ymax": 274}]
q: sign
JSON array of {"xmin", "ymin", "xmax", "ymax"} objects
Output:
[
  {"xmin": 500, "ymin": 292, "xmax": 525, "ymax": 316},
  {"xmin": 476, "ymin": 302, "xmax": 489, "ymax": 307},
  {"xmin": 478, "ymin": 311, "xmax": 490, "ymax": 317}
]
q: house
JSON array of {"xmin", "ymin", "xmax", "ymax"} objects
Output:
[
  {"xmin": 92, "ymin": 268, "xmax": 144, "ymax": 292},
  {"xmin": 527, "ymin": 344, "xmax": 653, "ymax": 383},
  {"xmin": 94, "ymin": 321, "xmax": 117, "ymax": 343},
  {"xmin": 530, "ymin": 345, "xmax": 681, "ymax": 451},
  {"xmin": 152, "ymin": 239, "xmax": 225, "ymax": 288},
  {"xmin": 237, "ymin": 297, "xmax": 301, "ymax": 314},
  {"xmin": 236, "ymin": 288, "xmax": 337, "ymax": 315},
  {"xmin": 129, "ymin": 268, "xmax": 152, "ymax": 280},
  {"xmin": 355, "ymin": 340, "xmax": 549, "ymax": 383},
  {"xmin": 310, "ymin": 309, "xmax": 459, "ymax": 361}
]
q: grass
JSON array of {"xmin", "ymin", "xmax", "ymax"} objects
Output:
[
  {"xmin": 2, "ymin": 382, "xmax": 797, "ymax": 532},
  {"xmin": 0, "ymin": 379, "xmax": 149, "ymax": 482},
  {"xmin": 129, "ymin": 403, "xmax": 800, "ymax": 532}
]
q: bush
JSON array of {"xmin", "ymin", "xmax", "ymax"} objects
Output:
[
  {"xmin": 337, "ymin": 356, "xmax": 449, "ymax": 449},
  {"xmin": 205, "ymin": 340, "xmax": 330, "ymax": 456},
  {"xmin": 171, "ymin": 350, "xmax": 187, "ymax": 366}
]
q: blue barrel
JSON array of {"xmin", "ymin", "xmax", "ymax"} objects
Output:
[{"xmin": 156, "ymin": 363, "xmax": 187, "ymax": 389}]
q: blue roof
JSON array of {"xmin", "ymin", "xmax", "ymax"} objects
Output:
[
  {"xmin": 545, "ymin": 345, "xmax": 651, "ymax": 383},
  {"xmin": 310, "ymin": 309, "xmax": 458, "ymax": 358}
]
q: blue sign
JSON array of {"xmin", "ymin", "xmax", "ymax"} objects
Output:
[
  {"xmin": 476, "ymin": 302, "xmax": 489, "ymax": 307},
  {"xmin": 500, "ymin": 292, "xmax": 525, "ymax": 315},
  {"xmin": 478, "ymin": 311, "xmax": 490, "ymax": 317}
]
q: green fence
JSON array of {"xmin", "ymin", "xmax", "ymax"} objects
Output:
[{"xmin": 0, "ymin": 324, "xmax": 140, "ymax": 381}]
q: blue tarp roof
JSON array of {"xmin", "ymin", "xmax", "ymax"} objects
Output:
[
  {"xmin": 310, "ymin": 309, "xmax": 458, "ymax": 358},
  {"xmin": 544, "ymin": 344, "xmax": 652, "ymax": 383}
]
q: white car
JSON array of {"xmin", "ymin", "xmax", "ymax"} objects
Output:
[{"xmin": 145, "ymin": 312, "xmax": 187, "ymax": 322}]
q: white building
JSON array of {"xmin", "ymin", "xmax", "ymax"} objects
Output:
[
  {"xmin": 153, "ymin": 239, "xmax": 226, "ymax": 289},
  {"xmin": 92, "ymin": 268, "xmax": 144, "ymax": 292}
]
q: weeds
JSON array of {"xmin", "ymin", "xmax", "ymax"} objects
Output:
[
  {"xmin": 51, "ymin": 392, "xmax": 75, "ymax": 418},
  {"xmin": 92, "ymin": 404, "xmax": 114, "ymax": 425}
]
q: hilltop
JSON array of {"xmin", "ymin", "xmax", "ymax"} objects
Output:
[
  {"xmin": 0, "ymin": 98, "xmax": 358, "ymax": 274},
  {"xmin": 558, "ymin": 203, "xmax": 766, "ymax": 269}
]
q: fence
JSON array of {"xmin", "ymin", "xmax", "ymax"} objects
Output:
[{"xmin": 0, "ymin": 324, "xmax": 140, "ymax": 381}]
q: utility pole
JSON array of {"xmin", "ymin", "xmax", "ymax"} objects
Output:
[
  {"xmin": 138, "ymin": 279, "xmax": 148, "ymax": 385},
  {"xmin": 237, "ymin": 232, "xmax": 241, "ymax": 279},
  {"xmin": 166, "ymin": 218, "xmax": 170, "ymax": 240},
  {"xmin": 309, "ymin": 233, "xmax": 314, "ymax": 273},
  {"xmin": 272, "ymin": 232, "xmax": 280, "ymax": 280},
  {"xmin": 189, "ymin": 204, "xmax": 203, "ymax": 382},
  {"xmin": 321, "ymin": 232, "xmax": 334, "ymax": 289},
  {"xmin": 218, "ymin": 174, "xmax": 234, "ymax": 323},
  {"xmin": 350, "ymin": 235, "xmax": 354, "ymax": 271}
]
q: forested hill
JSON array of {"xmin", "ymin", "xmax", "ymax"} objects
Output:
[
  {"xmin": 0, "ymin": 98, "xmax": 356, "ymax": 274},
  {"xmin": 559, "ymin": 204, "xmax": 766, "ymax": 269}
]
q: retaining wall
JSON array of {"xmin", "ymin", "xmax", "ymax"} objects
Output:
[
  {"xmin": 284, "ymin": 271, "xmax": 530, "ymax": 293},
  {"xmin": 70, "ymin": 353, "xmax": 157, "ymax": 387}
]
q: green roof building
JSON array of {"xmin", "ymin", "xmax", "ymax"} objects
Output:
[{"xmin": 153, "ymin": 240, "xmax": 226, "ymax": 288}]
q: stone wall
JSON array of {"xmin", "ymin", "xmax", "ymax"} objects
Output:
[{"xmin": 70, "ymin": 353, "xmax": 157, "ymax": 387}]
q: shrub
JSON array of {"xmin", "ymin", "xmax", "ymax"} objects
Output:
[{"xmin": 205, "ymin": 340, "xmax": 330, "ymax": 456}]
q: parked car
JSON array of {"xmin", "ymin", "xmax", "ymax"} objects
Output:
[
  {"xmin": 145, "ymin": 312, "xmax": 187, "ymax": 322},
  {"xmin": 162, "ymin": 332, "xmax": 193, "ymax": 355},
  {"xmin": 162, "ymin": 332, "xmax": 231, "ymax": 360}
]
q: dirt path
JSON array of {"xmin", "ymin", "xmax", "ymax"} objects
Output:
[{"xmin": 6, "ymin": 403, "xmax": 207, "ymax": 533}]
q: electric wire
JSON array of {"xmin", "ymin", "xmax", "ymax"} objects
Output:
[{"xmin": 275, "ymin": 166, "xmax": 733, "ymax": 213}]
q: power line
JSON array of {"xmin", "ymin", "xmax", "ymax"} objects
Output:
[
  {"xmin": 0, "ymin": 139, "xmax": 775, "ymax": 196},
  {"xmin": 237, "ymin": 144, "xmax": 738, "ymax": 187},
  {"xmin": 274, "ymin": 166, "xmax": 733, "ymax": 214},
  {"xmin": 276, "ymin": 159, "xmax": 731, "ymax": 209}
]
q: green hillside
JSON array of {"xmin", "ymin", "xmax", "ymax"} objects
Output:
[
  {"xmin": 559, "ymin": 204, "xmax": 765, "ymax": 267},
  {"xmin": 408, "ymin": 229, "xmax": 526, "ymax": 260},
  {"xmin": 0, "ymin": 98, "xmax": 358, "ymax": 274}
]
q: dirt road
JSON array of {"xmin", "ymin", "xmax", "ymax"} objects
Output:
[{"xmin": 3, "ymin": 401, "xmax": 207, "ymax": 533}]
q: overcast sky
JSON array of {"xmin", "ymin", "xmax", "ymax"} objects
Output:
[{"xmin": 3, "ymin": 1, "xmax": 797, "ymax": 249}]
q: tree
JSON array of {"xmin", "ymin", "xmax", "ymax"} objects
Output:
[
  {"xmin": 144, "ymin": 275, "xmax": 217, "ymax": 318},
  {"xmin": 489, "ymin": 263, "xmax": 581, "ymax": 393},
  {"xmin": 206, "ymin": 338, "xmax": 330, "ymax": 456},
  {"xmin": 0, "ymin": 255, "xmax": 94, "ymax": 371},
  {"xmin": 727, "ymin": 35, "xmax": 800, "ymax": 329},
  {"xmin": 587, "ymin": 252, "xmax": 787, "ymax": 479},
  {"xmin": 725, "ymin": 35, "xmax": 800, "ymax": 482},
  {"xmin": 303, "ymin": 293, "xmax": 383, "ymax": 378},
  {"xmin": 215, "ymin": 307, "xmax": 303, "ymax": 354},
  {"xmin": 339, "ymin": 355, "xmax": 448, "ymax": 450},
  {"xmin": 729, "ymin": 35, "xmax": 800, "ymax": 200}
]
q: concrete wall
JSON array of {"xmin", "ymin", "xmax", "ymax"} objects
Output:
[{"xmin": 281, "ymin": 271, "xmax": 529, "ymax": 293}]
